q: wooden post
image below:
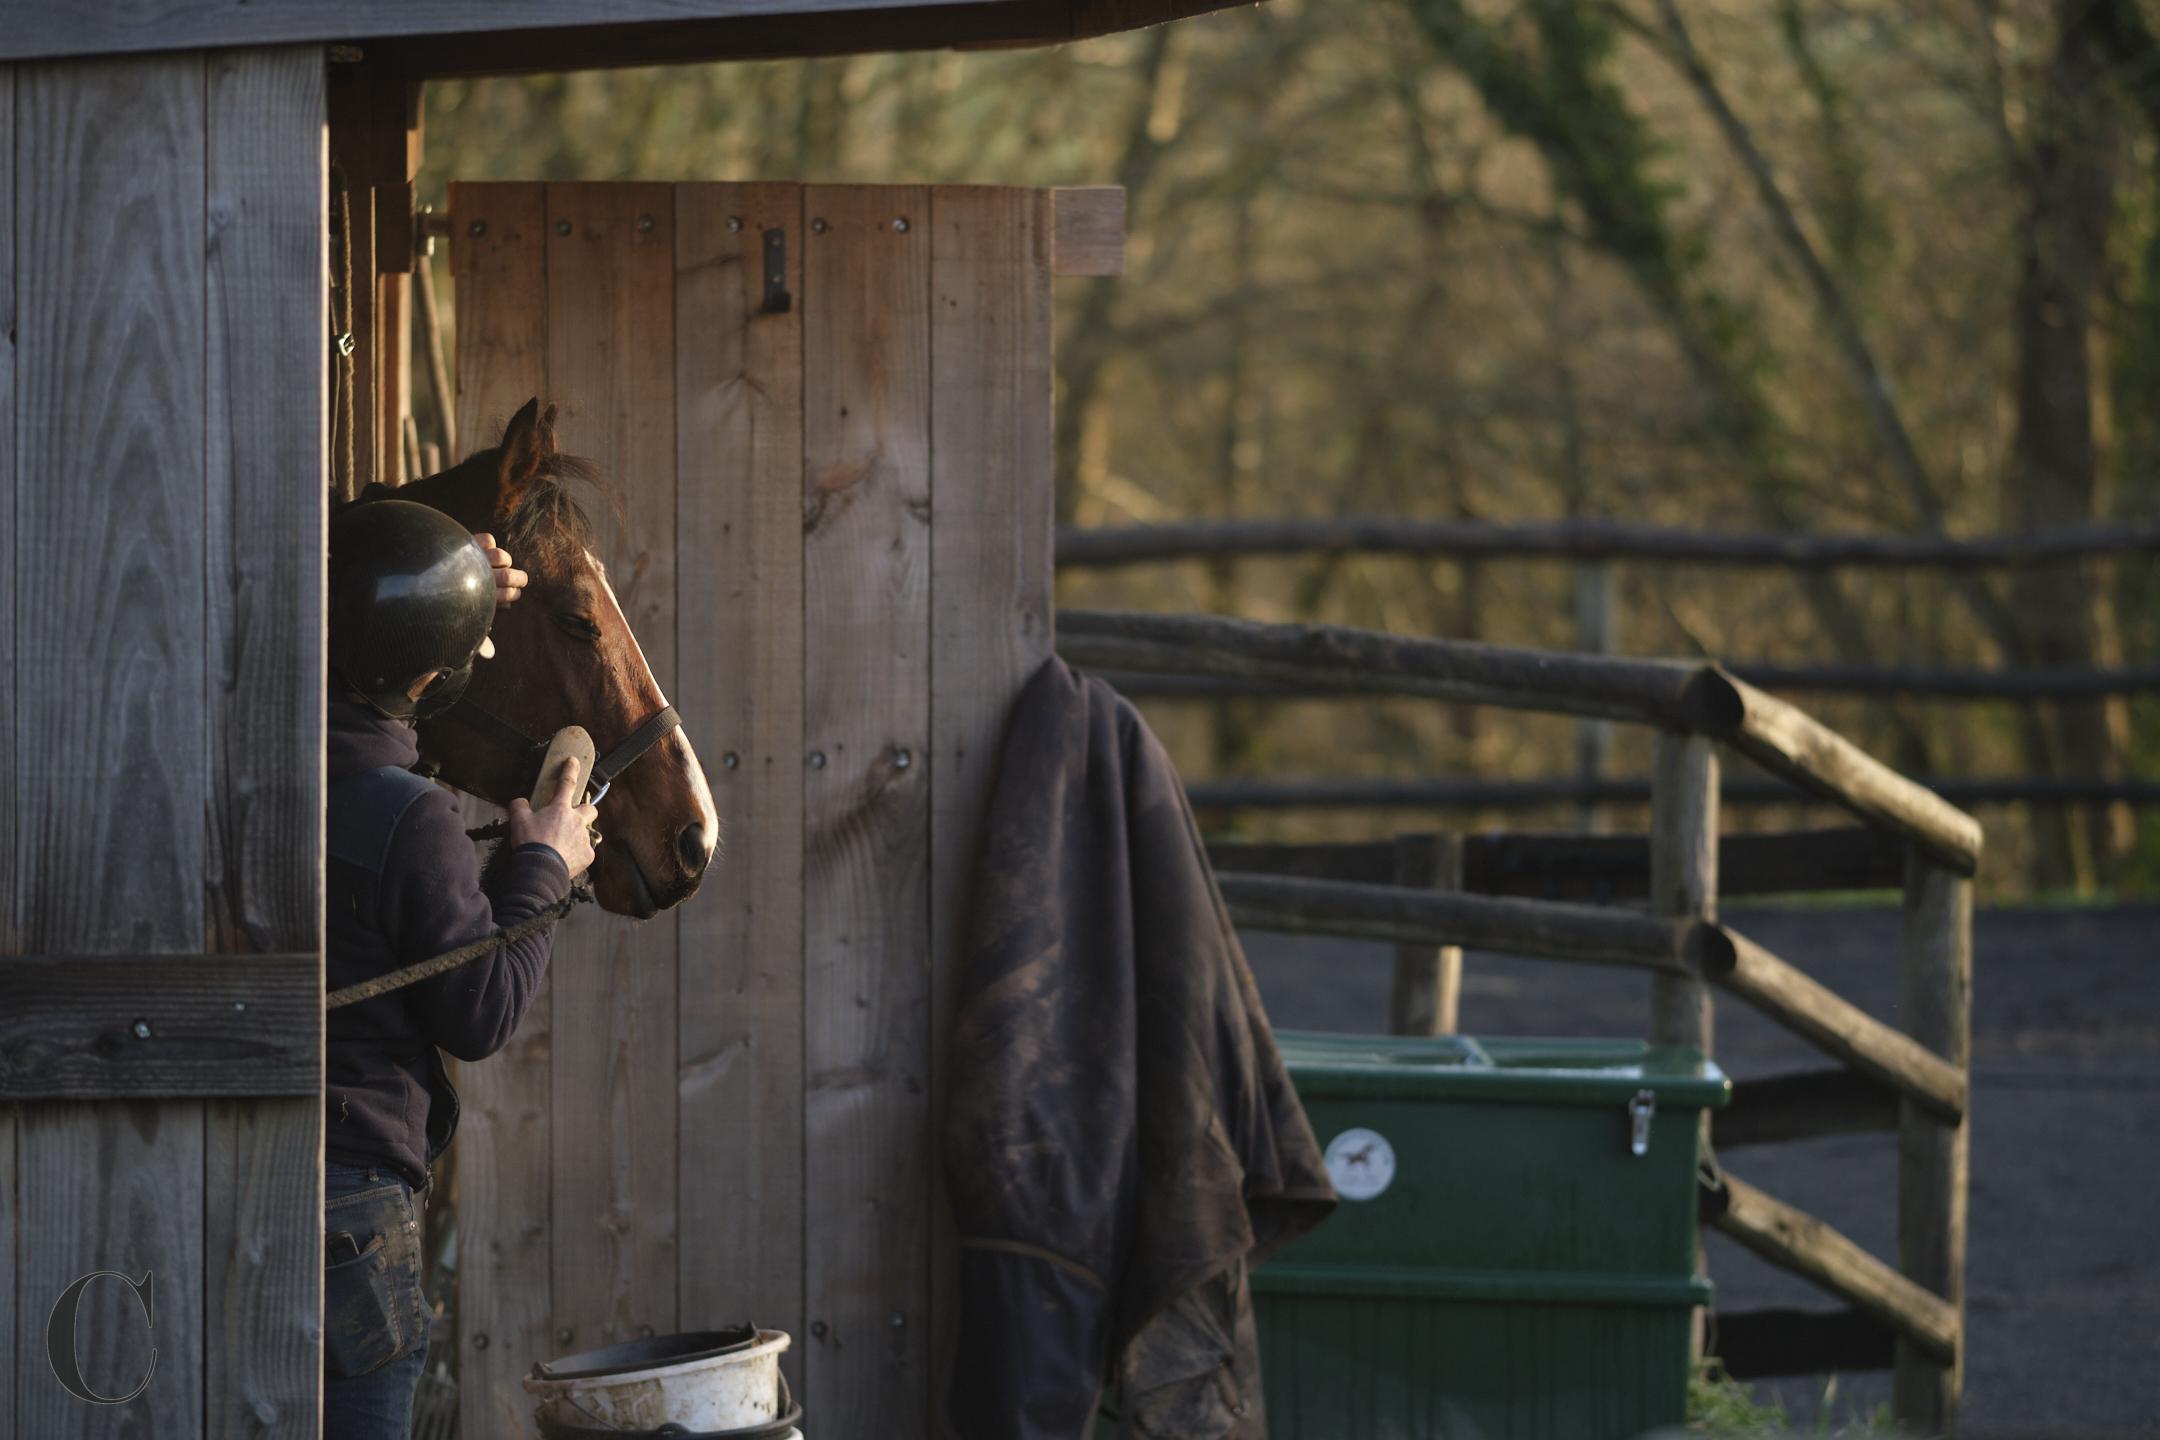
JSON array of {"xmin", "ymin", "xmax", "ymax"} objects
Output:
[
  {"xmin": 1574, "ymin": 559, "xmax": 1614, "ymax": 833},
  {"xmin": 1896, "ymin": 852, "xmax": 1971, "ymax": 1431},
  {"xmin": 1650, "ymin": 729, "xmax": 1717, "ymax": 1366},
  {"xmin": 1389, "ymin": 833, "xmax": 1463, "ymax": 1034}
]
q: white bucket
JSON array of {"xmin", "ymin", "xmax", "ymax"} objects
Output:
[{"xmin": 522, "ymin": 1327, "xmax": 791, "ymax": 1434}]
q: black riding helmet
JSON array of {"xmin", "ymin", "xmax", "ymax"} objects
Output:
[{"xmin": 329, "ymin": 497, "xmax": 496, "ymax": 721}]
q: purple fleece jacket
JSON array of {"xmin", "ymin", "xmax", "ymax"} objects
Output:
[{"xmin": 325, "ymin": 694, "xmax": 571, "ymax": 1186}]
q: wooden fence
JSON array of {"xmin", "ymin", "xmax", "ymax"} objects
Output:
[{"xmin": 1062, "ymin": 608, "xmax": 1977, "ymax": 1432}]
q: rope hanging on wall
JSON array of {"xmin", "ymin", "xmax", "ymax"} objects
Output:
[{"xmin": 329, "ymin": 161, "xmax": 358, "ymax": 502}]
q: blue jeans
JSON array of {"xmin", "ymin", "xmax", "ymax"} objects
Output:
[{"xmin": 323, "ymin": 1159, "xmax": 430, "ymax": 1440}]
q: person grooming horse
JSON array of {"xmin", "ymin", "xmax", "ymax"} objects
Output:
[{"xmin": 320, "ymin": 496, "xmax": 597, "ymax": 1440}]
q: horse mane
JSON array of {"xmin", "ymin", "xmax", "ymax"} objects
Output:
[{"xmin": 498, "ymin": 450, "xmax": 623, "ymax": 572}]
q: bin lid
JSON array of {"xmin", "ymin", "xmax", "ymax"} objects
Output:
[{"xmin": 1275, "ymin": 1031, "xmax": 1730, "ymax": 1108}]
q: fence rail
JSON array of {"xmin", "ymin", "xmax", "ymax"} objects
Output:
[
  {"xmin": 1097, "ymin": 606, "xmax": 1977, "ymax": 1428},
  {"xmin": 1056, "ymin": 515, "xmax": 2160, "ymax": 569},
  {"xmin": 1097, "ymin": 661, "xmax": 2160, "ymax": 699},
  {"xmin": 1181, "ymin": 773, "xmax": 2160, "ymax": 811}
]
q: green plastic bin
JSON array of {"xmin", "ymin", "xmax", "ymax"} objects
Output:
[{"xmin": 1257, "ymin": 1032, "xmax": 1730, "ymax": 1440}]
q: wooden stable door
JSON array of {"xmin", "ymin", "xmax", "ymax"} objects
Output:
[{"xmin": 448, "ymin": 181, "xmax": 1064, "ymax": 1437}]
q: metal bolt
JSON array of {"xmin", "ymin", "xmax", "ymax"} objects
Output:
[
  {"xmin": 233, "ymin": 1000, "xmax": 247, "ymax": 1012},
  {"xmin": 638, "ymin": 1324, "xmax": 655, "ymax": 1339},
  {"xmin": 722, "ymin": 751, "xmax": 740, "ymax": 770},
  {"xmin": 811, "ymin": 217, "xmax": 829, "ymax": 235},
  {"xmin": 889, "ymin": 1311, "xmax": 906, "ymax": 1328},
  {"xmin": 556, "ymin": 1326, "xmax": 574, "ymax": 1345},
  {"xmin": 892, "ymin": 749, "xmax": 912, "ymax": 771},
  {"xmin": 473, "ymin": 1333, "xmax": 490, "ymax": 1351},
  {"xmin": 727, "ymin": 216, "xmax": 744, "ymax": 233},
  {"xmin": 468, "ymin": 220, "xmax": 487, "ymax": 238},
  {"xmin": 810, "ymin": 1320, "xmax": 828, "ymax": 1339},
  {"xmin": 638, "ymin": 214, "xmax": 656, "ymax": 233},
  {"xmin": 809, "ymin": 750, "xmax": 826, "ymax": 770},
  {"xmin": 131, "ymin": 1020, "xmax": 151, "ymax": 1040},
  {"xmin": 892, "ymin": 217, "xmax": 910, "ymax": 233},
  {"xmin": 555, "ymin": 219, "xmax": 573, "ymax": 237}
]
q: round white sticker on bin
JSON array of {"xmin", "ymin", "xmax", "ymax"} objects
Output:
[{"xmin": 1324, "ymin": 1127, "xmax": 1396, "ymax": 1201}]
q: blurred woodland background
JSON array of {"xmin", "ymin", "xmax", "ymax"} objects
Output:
[{"xmin": 414, "ymin": 0, "xmax": 2160, "ymax": 899}]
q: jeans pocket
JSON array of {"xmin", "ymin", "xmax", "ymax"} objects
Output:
[{"xmin": 324, "ymin": 1232, "xmax": 404, "ymax": 1379}]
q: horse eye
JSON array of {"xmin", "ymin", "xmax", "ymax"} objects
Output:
[{"xmin": 553, "ymin": 612, "xmax": 601, "ymax": 642}]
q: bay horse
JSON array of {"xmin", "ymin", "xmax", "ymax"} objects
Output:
[{"xmin": 394, "ymin": 397, "xmax": 719, "ymax": 918}]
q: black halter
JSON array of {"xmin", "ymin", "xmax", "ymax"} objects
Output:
[{"xmin": 433, "ymin": 693, "xmax": 681, "ymax": 807}]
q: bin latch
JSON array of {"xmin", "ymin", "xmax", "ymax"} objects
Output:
[{"xmin": 1627, "ymin": 1088, "xmax": 1656, "ymax": 1157}]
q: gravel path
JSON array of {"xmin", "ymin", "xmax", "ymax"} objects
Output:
[{"xmin": 1244, "ymin": 902, "xmax": 2160, "ymax": 1438}]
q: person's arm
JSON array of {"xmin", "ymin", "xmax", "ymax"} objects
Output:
[{"xmin": 382, "ymin": 757, "xmax": 597, "ymax": 1062}]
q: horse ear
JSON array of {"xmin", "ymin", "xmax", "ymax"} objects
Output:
[{"xmin": 496, "ymin": 397, "xmax": 547, "ymax": 515}]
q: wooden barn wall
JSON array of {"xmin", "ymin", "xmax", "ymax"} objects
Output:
[
  {"xmin": 450, "ymin": 180, "xmax": 1053, "ymax": 1436},
  {"xmin": 1, "ymin": 45, "xmax": 327, "ymax": 1440}
]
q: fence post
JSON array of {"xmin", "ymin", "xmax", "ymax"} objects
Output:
[
  {"xmin": 1574, "ymin": 558, "xmax": 1614, "ymax": 833},
  {"xmin": 1650, "ymin": 730, "xmax": 1718, "ymax": 1366},
  {"xmin": 1896, "ymin": 852, "xmax": 1971, "ymax": 1431},
  {"xmin": 1389, "ymin": 833, "xmax": 1463, "ymax": 1035}
]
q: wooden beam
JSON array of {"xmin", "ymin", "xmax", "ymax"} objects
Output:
[
  {"xmin": 1388, "ymin": 833, "xmax": 1462, "ymax": 1035},
  {"xmin": 1714, "ymin": 1069, "xmax": 1900, "ymax": 1150},
  {"xmin": 1699, "ymin": 926, "xmax": 1966, "ymax": 1121},
  {"xmin": 1706, "ymin": 1173, "xmax": 1958, "ymax": 1365},
  {"xmin": 1096, "ymin": 661, "xmax": 2160, "ymax": 702},
  {"xmin": 1896, "ymin": 855, "xmax": 1972, "ymax": 1431},
  {"xmin": 1054, "ymin": 515, "xmax": 2160, "ymax": 569},
  {"xmin": 1649, "ymin": 731, "xmax": 1716, "ymax": 1367},
  {"xmin": 1051, "ymin": 186, "xmax": 1124, "ymax": 276},
  {"xmin": 0, "ymin": 0, "xmax": 1258, "ymax": 68},
  {"xmin": 1215, "ymin": 873, "xmax": 1697, "ymax": 973},
  {"xmin": 0, "ymin": 955, "xmax": 319, "ymax": 1100},
  {"xmin": 1060, "ymin": 610, "xmax": 1722, "ymax": 729},
  {"xmin": 1207, "ymin": 838, "xmax": 1397, "ymax": 886},
  {"xmin": 1694, "ymin": 673, "xmax": 1982, "ymax": 876},
  {"xmin": 1180, "ymin": 773, "xmax": 2160, "ymax": 811}
]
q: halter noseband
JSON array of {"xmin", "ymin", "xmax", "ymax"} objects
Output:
[{"xmin": 434, "ymin": 694, "xmax": 682, "ymax": 806}]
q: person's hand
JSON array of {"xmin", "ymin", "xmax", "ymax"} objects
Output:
[
  {"xmin": 507, "ymin": 753, "xmax": 599, "ymax": 878},
  {"xmin": 473, "ymin": 533, "xmax": 527, "ymax": 607}
]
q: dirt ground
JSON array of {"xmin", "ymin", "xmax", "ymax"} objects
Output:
[{"xmin": 1244, "ymin": 901, "xmax": 2160, "ymax": 1439}]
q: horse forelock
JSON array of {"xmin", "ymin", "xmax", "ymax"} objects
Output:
[{"xmin": 499, "ymin": 453, "xmax": 622, "ymax": 576}]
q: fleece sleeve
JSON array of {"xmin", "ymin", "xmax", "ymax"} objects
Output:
[{"xmin": 378, "ymin": 785, "xmax": 573, "ymax": 1062}]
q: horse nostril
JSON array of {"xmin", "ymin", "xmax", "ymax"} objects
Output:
[{"xmin": 677, "ymin": 822, "xmax": 712, "ymax": 876}]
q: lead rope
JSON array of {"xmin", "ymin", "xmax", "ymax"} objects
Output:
[
  {"xmin": 329, "ymin": 161, "xmax": 357, "ymax": 500},
  {"xmin": 326, "ymin": 882, "xmax": 593, "ymax": 1011}
]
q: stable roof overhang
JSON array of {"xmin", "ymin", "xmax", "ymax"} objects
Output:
[{"xmin": 0, "ymin": 0, "xmax": 1254, "ymax": 72}]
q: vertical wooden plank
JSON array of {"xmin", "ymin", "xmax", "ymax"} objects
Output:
[
  {"xmin": 203, "ymin": 45, "xmax": 327, "ymax": 1440},
  {"xmin": 0, "ymin": 58, "xmax": 17, "ymax": 1440},
  {"xmin": 803, "ymin": 183, "xmax": 933, "ymax": 1431},
  {"xmin": 1388, "ymin": 832, "xmax": 1463, "ymax": 1035},
  {"xmin": 545, "ymin": 180, "xmax": 681, "ymax": 1350},
  {"xmin": 448, "ymin": 179, "xmax": 555, "ymax": 1440},
  {"xmin": 925, "ymin": 184, "xmax": 1054, "ymax": 1430},
  {"xmin": 675, "ymin": 183, "xmax": 807, "ymax": 1366},
  {"xmin": 1649, "ymin": 729, "xmax": 1718, "ymax": 1367},
  {"xmin": 1896, "ymin": 854, "xmax": 1971, "ymax": 1431},
  {"xmin": 13, "ymin": 52, "xmax": 209, "ymax": 1439}
]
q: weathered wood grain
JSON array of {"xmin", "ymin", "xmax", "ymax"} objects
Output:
[
  {"xmin": 449, "ymin": 179, "xmax": 558, "ymax": 1440},
  {"xmin": 0, "ymin": 954, "xmax": 316, "ymax": 1099},
  {"xmin": 926, "ymin": 185, "xmax": 1055, "ymax": 1430},
  {"xmin": 0, "ymin": 58, "xmax": 17, "ymax": 1435},
  {"xmin": 0, "ymin": 0, "xmax": 1022, "ymax": 62},
  {"xmin": 14, "ymin": 51, "xmax": 211, "ymax": 1438},
  {"xmin": 203, "ymin": 48, "xmax": 327, "ymax": 1439},
  {"xmin": 802, "ymin": 183, "xmax": 934, "ymax": 1432},
  {"xmin": 1700, "ymin": 926, "xmax": 1966, "ymax": 1121},
  {"xmin": 1895, "ymin": 855, "xmax": 1971, "ymax": 1430},
  {"xmin": 546, "ymin": 179, "xmax": 681, "ymax": 1351},
  {"xmin": 1707, "ymin": 1172, "xmax": 1958, "ymax": 1364},
  {"xmin": 674, "ymin": 182, "xmax": 807, "ymax": 1369},
  {"xmin": 1649, "ymin": 733, "xmax": 1717, "ymax": 1049},
  {"xmin": 1050, "ymin": 185, "xmax": 1124, "ymax": 276}
]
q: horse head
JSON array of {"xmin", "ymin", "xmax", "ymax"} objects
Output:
[{"xmin": 399, "ymin": 397, "xmax": 719, "ymax": 918}]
